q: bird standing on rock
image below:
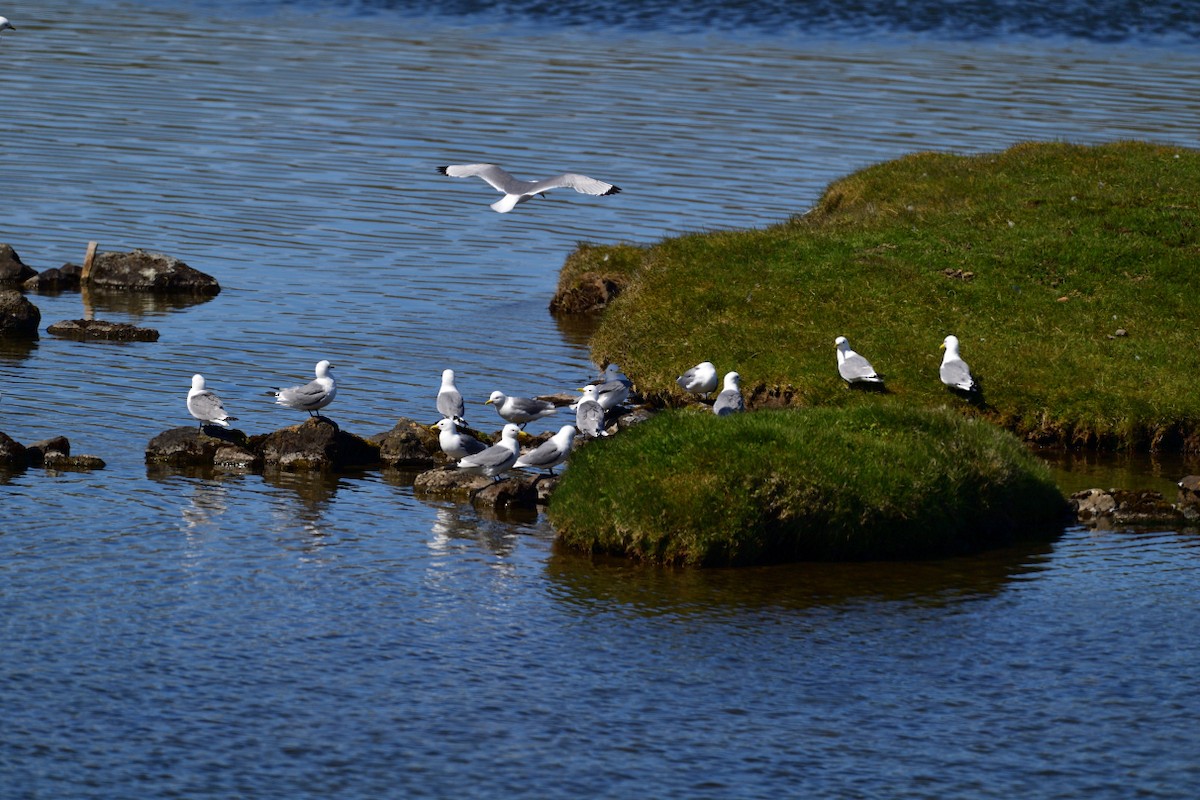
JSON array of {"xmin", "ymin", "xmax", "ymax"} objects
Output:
[
  {"xmin": 272, "ymin": 359, "xmax": 337, "ymax": 418},
  {"xmin": 514, "ymin": 425, "xmax": 577, "ymax": 476},
  {"xmin": 436, "ymin": 368, "xmax": 466, "ymax": 425},
  {"xmin": 457, "ymin": 423, "xmax": 521, "ymax": 481},
  {"xmin": 486, "ymin": 390, "xmax": 557, "ymax": 429},
  {"xmin": 187, "ymin": 374, "xmax": 237, "ymax": 429},
  {"xmin": 431, "ymin": 418, "xmax": 487, "ymax": 460}
]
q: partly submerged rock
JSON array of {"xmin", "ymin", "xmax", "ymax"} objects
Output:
[
  {"xmin": 146, "ymin": 426, "xmax": 259, "ymax": 469},
  {"xmin": 1070, "ymin": 487, "xmax": 1186, "ymax": 527},
  {"xmin": 86, "ymin": 249, "xmax": 220, "ymax": 294},
  {"xmin": 24, "ymin": 263, "xmax": 82, "ymax": 292},
  {"xmin": 0, "ymin": 290, "xmax": 41, "ymax": 338},
  {"xmin": 0, "ymin": 244, "xmax": 37, "ymax": 287},
  {"xmin": 374, "ymin": 417, "xmax": 440, "ymax": 468},
  {"xmin": 47, "ymin": 319, "xmax": 160, "ymax": 342},
  {"xmin": 470, "ymin": 474, "xmax": 541, "ymax": 511},
  {"xmin": 413, "ymin": 466, "xmax": 493, "ymax": 500},
  {"xmin": 44, "ymin": 453, "xmax": 106, "ymax": 471},
  {"xmin": 25, "ymin": 436, "xmax": 71, "ymax": 466},
  {"xmin": 0, "ymin": 430, "xmax": 28, "ymax": 468},
  {"xmin": 257, "ymin": 417, "xmax": 380, "ymax": 471}
]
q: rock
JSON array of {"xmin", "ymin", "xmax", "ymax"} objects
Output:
[
  {"xmin": 1071, "ymin": 487, "xmax": 1184, "ymax": 526},
  {"xmin": 257, "ymin": 417, "xmax": 380, "ymax": 471},
  {"xmin": 534, "ymin": 475, "xmax": 560, "ymax": 504},
  {"xmin": 0, "ymin": 290, "xmax": 41, "ymax": 338},
  {"xmin": 413, "ymin": 465, "xmax": 494, "ymax": 499},
  {"xmin": 47, "ymin": 319, "xmax": 160, "ymax": 342},
  {"xmin": 375, "ymin": 417, "xmax": 440, "ymax": 468},
  {"xmin": 213, "ymin": 445, "xmax": 259, "ymax": 471},
  {"xmin": 26, "ymin": 436, "xmax": 71, "ymax": 466},
  {"xmin": 24, "ymin": 263, "xmax": 83, "ymax": 292},
  {"xmin": 0, "ymin": 244, "xmax": 37, "ymax": 287},
  {"xmin": 616, "ymin": 407, "xmax": 656, "ymax": 431},
  {"xmin": 146, "ymin": 426, "xmax": 258, "ymax": 468},
  {"xmin": 548, "ymin": 272, "xmax": 626, "ymax": 314},
  {"xmin": 86, "ymin": 249, "xmax": 220, "ymax": 294},
  {"xmin": 1178, "ymin": 476, "xmax": 1200, "ymax": 520},
  {"xmin": 469, "ymin": 473, "xmax": 541, "ymax": 511},
  {"xmin": 1071, "ymin": 488, "xmax": 1117, "ymax": 521},
  {"xmin": 0, "ymin": 430, "xmax": 28, "ymax": 468},
  {"xmin": 44, "ymin": 453, "xmax": 106, "ymax": 471}
]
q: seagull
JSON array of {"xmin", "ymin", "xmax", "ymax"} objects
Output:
[
  {"xmin": 939, "ymin": 335, "xmax": 978, "ymax": 393},
  {"xmin": 457, "ymin": 423, "xmax": 521, "ymax": 481},
  {"xmin": 436, "ymin": 368, "xmax": 466, "ymax": 425},
  {"xmin": 579, "ymin": 374, "xmax": 628, "ymax": 411},
  {"xmin": 271, "ymin": 359, "xmax": 337, "ymax": 417},
  {"xmin": 437, "ymin": 164, "xmax": 621, "ymax": 213},
  {"xmin": 575, "ymin": 393, "xmax": 608, "ymax": 438},
  {"xmin": 676, "ymin": 361, "xmax": 719, "ymax": 399},
  {"xmin": 0, "ymin": 17, "xmax": 14, "ymax": 38},
  {"xmin": 187, "ymin": 374, "xmax": 238, "ymax": 429},
  {"xmin": 514, "ymin": 425, "xmax": 577, "ymax": 476},
  {"xmin": 835, "ymin": 336, "xmax": 883, "ymax": 386},
  {"xmin": 486, "ymin": 390, "xmax": 557, "ymax": 429},
  {"xmin": 713, "ymin": 372, "xmax": 745, "ymax": 416},
  {"xmin": 431, "ymin": 418, "xmax": 488, "ymax": 460}
]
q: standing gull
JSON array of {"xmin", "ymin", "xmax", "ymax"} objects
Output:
[
  {"xmin": 437, "ymin": 164, "xmax": 621, "ymax": 213},
  {"xmin": 574, "ymin": 389, "xmax": 608, "ymax": 438},
  {"xmin": 457, "ymin": 423, "xmax": 521, "ymax": 481},
  {"xmin": 187, "ymin": 374, "xmax": 238, "ymax": 429},
  {"xmin": 272, "ymin": 359, "xmax": 337, "ymax": 417},
  {"xmin": 436, "ymin": 368, "xmax": 466, "ymax": 424},
  {"xmin": 486, "ymin": 390, "xmax": 557, "ymax": 429},
  {"xmin": 514, "ymin": 425, "xmax": 577, "ymax": 476},
  {"xmin": 939, "ymin": 335, "xmax": 978, "ymax": 393},
  {"xmin": 713, "ymin": 372, "xmax": 746, "ymax": 416},
  {"xmin": 835, "ymin": 336, "xmax": 883, "ymax": 386},
  {"xmin": 431, "ymin": 418, "xmax": 487, "ymax": 460},
  {"xmin": 581, "ymin": 374, "xmax": 628, "ymax": 411},
  {"xmin": 676, "ymin": 361, "xmax": 719, "ymax": 399}
]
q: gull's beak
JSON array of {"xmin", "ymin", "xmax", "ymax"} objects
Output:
[
  {"xmin": 939, "ymin": 343, "xmax": 946, "ymax": 350},
  {"xmin": 575, "ymin": 387, "xmax": 586, "ymax": 392},
  {"xmin": 484, "ymin": 399, "xmax": 494, "ymax": 405},
  {"xmin": 429, "ymin": 424, "xmax": 440, "ymax": 432}
]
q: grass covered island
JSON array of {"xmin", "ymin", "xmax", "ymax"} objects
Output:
[{"xmin": 548, "ymin": 141, "xmax": 1198, "ymax": 564}]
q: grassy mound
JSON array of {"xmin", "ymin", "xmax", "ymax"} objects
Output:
[
  {"xmin": 549, "ymin": 406, "xmax": 1066, "ymax": 565},
  {"xmin": 564, "ymin": 141, "xmax": 1200, "ymax": 450}
]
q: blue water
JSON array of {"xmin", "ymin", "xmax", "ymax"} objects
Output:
[{"xmin": 3, "ymin": 0, "xmax": 1200, "ymax": 797}]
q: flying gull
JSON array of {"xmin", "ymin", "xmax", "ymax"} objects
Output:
[
  {"xmin": 431, "ymin": 418, "xmax": 488, "ymax": 460},
  {"xmin": 939, "ymin": 335, "xmax": 978, "ymax": 393},
  {"xmin": 676, "ymin": 360, "xmax": 719, "ymax": 399},
  {"xmin": 436, "ymin": 368, "xmax": 466, "ymax": 424},
  {"xmin": 514, "ymin": 425, "xmax": 577, "ymax": 475},
  {"xmin": 486, "ymin": 390, "xmax": 557, "ymax": 429},
  {"xmin": 713, "ymin": 372, "xmax": 746, "ymax": 416},
  {"xmin": 437, "ymin": 164, "xmax": 621, "ymax": 213},
  {"xmin": 835, "ymin": 336, "xmax": 883, "ymax": 386},
  {"xmin": 187, "ymin": 374, "xmax": 238, "ymax": 429},
  {"xmin": 0, "ymin": 17, "xmax": 14, "ymax": 38},
  {"xmin": 271, "ymin": 359, "xmax": 337, "ymax": 417},
  {"xmin": 457, "ymin": 423, "xmax": 521, "ymax": 481}
]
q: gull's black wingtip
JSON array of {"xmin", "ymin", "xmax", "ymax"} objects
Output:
[
  {"xmin": 436, "ymin": 165, "xmax": 449, "ymax": 175},
  {"xmin": 605, "ymin": 185, "xmax": 622, "ymax": 196}
]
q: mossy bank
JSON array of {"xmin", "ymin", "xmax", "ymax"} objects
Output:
[
  {"xmin": 555, "ymin": 141, "xmax": 1200, "ymax": 451},
  {"xmin": 549, "ymin": 407, "xmax": 1066, "ymax": 566}
]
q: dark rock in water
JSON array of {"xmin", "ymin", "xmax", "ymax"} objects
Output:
[
  {"xmin": 44, "ymin": 453, "xmax": 106, "ymax": 471},
  {"xmin": 374, "ymin": 417, "xmax": 439, "ymax": 468},
  {"xmin": 146, "ymin": 426, "xmax": 258, "ymax": 469},
  {"xmin": 470, "ymin": 474, "xmax": 541, "ymax": 511},
  {"xmin": 87, "ymin": 249, "xmax": 220, "ymax": 294},
  {"xmin": 0, "ymin": 430, "xmax": 28, "ymax": 468},
  {"xmin": 413, "ymin": 466, "xmax": 493, "ymax": 499},
  {"xmin": 257, "ymin": 417, "xmax": 380, "ymax": 471},
  {"xmin": 47, "ymin": 319, "xmax": 160, "ymax": 342},
  {"xmin": 0, "ymin": 290, "xmax": 41, "ymax": 338},
  {"xmin": 24, "ymin": 263, "xmax": 83, "ymax": 292},
  {"xmin": 1071, "ymin": 487, "xmax": 1185, "ymax": 527},
  {"xmin": 1178, "ymin": 476, "xmax": 1200, "ymax": 519},
  {"xmin": 534, "ymin": 475, "xmax": 559, "ymax": 505},
  {"xmin": 26, "ymin": 436, "xmax": 71, "ymax": 466},
  {"xmin": 0, "ymin": 244, "xmax": 37, "ymax": 287}
]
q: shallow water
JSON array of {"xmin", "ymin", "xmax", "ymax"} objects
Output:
[{"xmin": 3, "ymin": 1, "xmax": 1200, "ymax": 797}]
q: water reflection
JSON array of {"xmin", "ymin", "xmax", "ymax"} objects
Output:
[
  {"xmin": 80, "ymin": 286, "xmax": 218, "ymax": 318},
  {"xmin": 0, "ymin": 337, "xmax": 39, "ymax": 362},
  {"xmin": 425, "ymin": 502, "xmax": 539, "ymax": 558},
  {"xmin": 545, "ymin": 538, "xmax": 1056, "ymax": 615},
  {"xmin": 1041, "ymin": 448, "xmax": 1200, "ymax": 496}
]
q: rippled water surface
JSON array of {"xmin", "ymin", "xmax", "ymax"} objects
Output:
[{"xmin": 3, "ymin": 1, "xmax": 1200, "ymax": 797}]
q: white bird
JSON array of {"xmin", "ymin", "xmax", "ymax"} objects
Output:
[
  {"xmin": 940, "ymin": 335, "xmax": 978, "ymax": 393},
  {"xmin": 272, "ymin": 359, "xmax": 337, "ymax": 417},
  {"xmin": 575, "ymin": 395, "xmax": 608, "ymax": 438},
  {"xmin": 514, "ymin": 425, "xmax": 577, "ymax": 475},
  {"xmin": 437, "ymin": 163, "xmax": 621, "ymax": 213},
  {"xmin": 835, "ymin": 336, "xmax": 883, "ymax": 386},
  {"xmin": 431, "ymin": 418, "xmax": 487, "ymax": 460},
  {"xmin": 676, "ymin": 360, "xmax": 719, "ymax": 398},
  {"xmin": 436, "ymin": 368, "xmax": 466, "ymax": 424},
  {"xmin": 486, "ymin": 390, "xmax": 557, "ymax": 429},
  {"xmin": 0, "ymin": 17, "xmax": 14, "ymax": 37},
  {"xmin": 579, "ymin": 376, "xmax": 628, "ymax": 411},
  {"xmin": 457, "ymin": 423, "xmax": 521, "ymax": 481},
  {"xmin": 187, "ymin": 374, "xmax": 238, "ymax": 429},
  {"xmin": 712, "ymin": 372, "xmax": 745, "ymax": 416}
]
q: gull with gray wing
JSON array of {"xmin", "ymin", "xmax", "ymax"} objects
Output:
[
  {"xmin": 514, "ymin": 425, "xmax": 577, "ymax": 476},
  {"xmin": 437, "ymin": 164, "xmax": 621, "ymax": 213},
  {"xmin": 457, "ymin": 423, "xmax": 521, "ymax": 481},
  {"xmin": 271, "ymin": 359, "xmax": 337, "ymax": 417}
]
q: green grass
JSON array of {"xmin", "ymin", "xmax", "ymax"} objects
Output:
[
  {"xmin": 565, "ymin": 141, "xmax": 1200, "ymax": 450},
  {"xmin": 549, "ymin": 406, "xmax": 1066, "ymax": 565}
]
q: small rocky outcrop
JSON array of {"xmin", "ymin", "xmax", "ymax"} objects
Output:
[
  {"xmin": 0, "ymin": 430, "xmax": 28, "ymax": 468},
  {"xmin": 413, "ymin": 466, "xmax": 544, "ymax": 510},
  {"xmin": 0, "ymin": 432, "xmax": 105, "ymax": 470},
  {"xmin": 1070, "ymin": 487, "xmax": 1193, "ymax": 527},
  {"xmin": 413, "ymin": 465, "xmax": 494, "ymax": 499},
  {"xmin": 45, "ymin": 453, "xmax": 107, "ymax": 471},
  {"xmin": 0, "ymin": 290, "xmax": 41, "ymax": 338},
  {"xmin": 146, "ymin": 426, "xmax": 260, "ymax": 470},
  {"xmin": 86, "ymin": 249, "xmax": 220, "ymax": 295},
  {"xmin": 47, "ymin": 319, "xmax": 160, "ymax": 342},
  {"xmin": 24, "ymin": 263, "xmax": 82, "ymax": 292},
  {"xmin": 25, "ymin": 436, "xmax": 71, "ymax": 466},
  {"xmin": 1178, "ymin": 476, "xmax": 1200, "ymax": 517},
  {"xmin": 374, "ymin": 417, "xmax": 441, "ymax": 468},
  {"xmin": 257, "ymin": 417, "xmax": 380, "ymax": 471},
  {"xmin": 0, "ymin": 244, "xmax": 37, "ymax": 287}
]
